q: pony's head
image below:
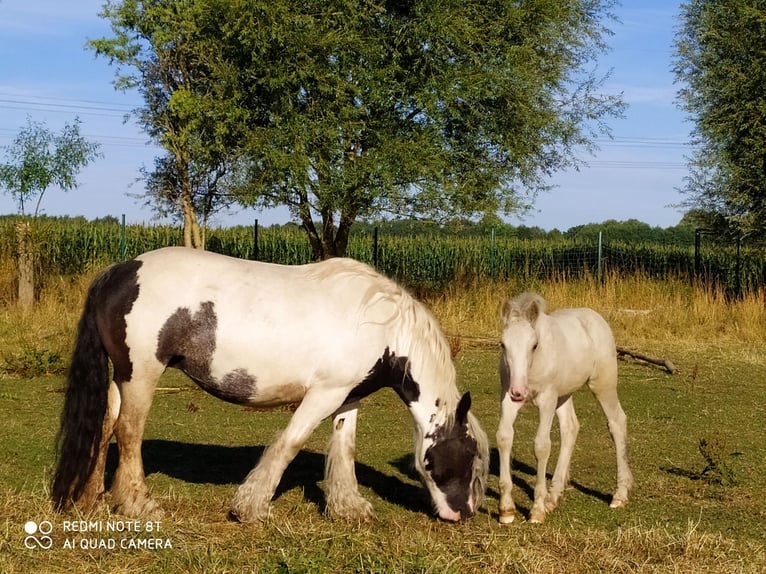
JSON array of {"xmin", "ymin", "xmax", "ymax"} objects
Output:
[
  {"xmin": 500, "ymin": 293, "xmax": 545, "ymax": 402},
  {"xmin": 415, "ymin": 392, "xmax": 489, "ymax": 521}
]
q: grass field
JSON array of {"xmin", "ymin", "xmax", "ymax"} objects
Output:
[{"xmin": 1, "ymin": 273, "xmax": 765, "ymax": 573}]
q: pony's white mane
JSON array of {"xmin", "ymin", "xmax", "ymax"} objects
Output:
[{"xmin": 308, "ymin": 258, "xmax": 459, "ymax": 414}]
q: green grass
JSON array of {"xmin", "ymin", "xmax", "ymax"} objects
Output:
[{"xmin": 1, "ymin": 345, "xmax": 765, "ymax": 573}]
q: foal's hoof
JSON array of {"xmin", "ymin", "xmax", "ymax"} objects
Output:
[
  {"xmin": 498, "ymin": 511, "xmax": 515, "ymax": 525},
  {"xmin": 609, "ymin": 498, "xmax": 628, "ymax": 509}
]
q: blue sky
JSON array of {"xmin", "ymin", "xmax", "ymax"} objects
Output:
[{"xmin": 0, "ymin": 0, "xmax": 690, "ymax": 230}]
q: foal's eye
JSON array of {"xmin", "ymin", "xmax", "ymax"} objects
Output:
[
  {"xmin": 498, "ymin": 341, "xmax": 505, "ymax": 350},
  {"xmin": 532, "ymin": 343, "xmax": 538, "ymax": 351}
]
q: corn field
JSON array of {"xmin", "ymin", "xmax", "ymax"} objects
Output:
[{"xmin": 0, "ymin": 217, "xmax": 763, "ymax": 295}]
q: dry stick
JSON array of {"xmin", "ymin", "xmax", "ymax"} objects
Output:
[
  {"xmin": 449, "ymin": 334, "xmax": 678, "ymax": 375},
  {"xmin": 616, "ymin": 346, "xmax": 678, "ymax": 374}
]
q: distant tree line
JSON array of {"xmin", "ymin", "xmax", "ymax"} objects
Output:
[{"xmin": 348, "ymin": 215, "xmax": 699, "ymax": 246}]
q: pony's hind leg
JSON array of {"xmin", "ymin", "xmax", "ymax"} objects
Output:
[
  {"xmin": 589, "ymin": 374, "xmax": 634, "ymax": 508},
  {"xmin": 496, "ymin": 393, "xmax": 522, "ymax": 524},
  {"xmin": 77, "ymin": 381, "xmax": 121, "ymax": 511},
  {"xmin": 545, "ymin": 396, "xmax": 579, "ymax": 513},
  {"xmin": 324, "ymin": 401, "xmax": 375, "ymax": 522},
  {"xmin": 110, "ymin": 367, "xmax": 163, "ymax": 519}
]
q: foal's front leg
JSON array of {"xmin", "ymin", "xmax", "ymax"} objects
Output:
[
  {"xmin": 530, "ymin": 393, "xmax": 558, "ymax": 524},
  {"xmin": 496, "ymin": 394, "xmax": 522, "ymax": 524},
  {"xmin": 231, "ymin": 388, "xmax": 346, "ymax": 522},
  {"xmin": 325, "ymin": 401, "xmax": 375, "ymax": 521}
]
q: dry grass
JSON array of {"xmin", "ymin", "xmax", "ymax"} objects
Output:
[
  {"xmin": 426, "ymin": 273, "xmax": 766, "ymax": 357},
  {"xmin": 1, "ymin": 268, "xmax": 766, "ymax": 572}
]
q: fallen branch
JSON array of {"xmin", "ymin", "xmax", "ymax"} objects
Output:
[{"xmin": 617, "ymin": 346, "xmax": 677, "ymax": 374}]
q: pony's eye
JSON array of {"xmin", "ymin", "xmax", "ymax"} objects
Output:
[
  {"xmin": 498, "ymin": 341, "xmax": 505, "ymax": 350},
  {"xmin": 532, "ymin": 343, "xmax": 538, "ymax": 351}
]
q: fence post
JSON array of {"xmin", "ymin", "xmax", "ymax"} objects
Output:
[
  {"xmin": 490, "ymin": 227, "xmax": 496, "ymax": 276},
  {"xmin": 373, "ymin": 226, "xmax": 379, "ymax": 267},
  {"xmin": 120, "ymin": 214, "xmax": 126, "ymax": 261},
  {"xmin": 735, "ymin": 235, "xmax": 742, "ymax": 300},
  {"xmin": 694, "ymin": 228, "xmax": 701, "ymax": 286},
  {"xmin": 597, "ymin": 231, "xmax": 603, "ymax": 282},
  {"xmin": 253, "ymin": 219, "xmax": 259, "ymax": 261}
]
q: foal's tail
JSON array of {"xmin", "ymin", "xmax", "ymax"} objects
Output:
[{"xmin": 51, "ymin": 273, "xmax": 110, "ymax": 511}]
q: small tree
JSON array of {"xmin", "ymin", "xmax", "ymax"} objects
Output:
[{"xmin": 0, "ymin": 117, "xmax": 101, "ymax": 306}]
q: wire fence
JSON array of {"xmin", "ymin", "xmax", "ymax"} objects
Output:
[{"xmin": 0, "ymin": 217, "xmax": 762, "ymax": 297}]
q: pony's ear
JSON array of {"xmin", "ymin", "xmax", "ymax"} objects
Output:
[{"xmin": 456, "ymin": 392, "xmax": 471, "ymax": 425}]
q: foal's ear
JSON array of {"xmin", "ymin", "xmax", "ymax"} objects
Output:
[
  {"xmin": 501, "ymin": 300, "xmax": 512, "ymax": 327},
  {"xmin": 522, "ymin": 297, "xmax": 541, "ymax": 325},
  {"xmin": 456, "ymin": 392, "xmax": 472, "ymax": 425}
]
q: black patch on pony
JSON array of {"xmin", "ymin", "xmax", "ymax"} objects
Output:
[
  {"xmin": 424, "ymin": 392, "xmax": 479, "ymax": 518},
  {"xmin": 345, "ymin": 347, "xmax": 421, "ymax": 405},
  {"xmin": 155, "ymin": 302, "xmax": 256, "ymax": 404},
  {"xmin": 94, "ymin": 259, "xmax": 143, "ymax": 383}
]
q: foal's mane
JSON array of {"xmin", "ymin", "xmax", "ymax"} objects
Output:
[{"xmin": 503, "ymin": 292, "xmax": 547, "ymax": 325}]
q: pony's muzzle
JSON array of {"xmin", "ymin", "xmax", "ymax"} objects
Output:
[
  {"xmin": 438, "ymin": 507, "xmax": 462, "ymax": 522},
  {"xmin": 509, "ymin": 388, "xmax": 527, "ymax": 402}
]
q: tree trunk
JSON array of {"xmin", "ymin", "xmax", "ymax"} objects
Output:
[
  {"xmin": 16, "ymin": 220, "xmax": 34, "ymax": 308},
  {"xmin": 180, "ymin": 184, "xmax": 204, "ymax": 249}
]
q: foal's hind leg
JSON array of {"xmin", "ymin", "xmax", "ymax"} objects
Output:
[
  {"xmin": 77, "ymin": 381, "xmax": 121, "ymax": 511},
  {"xmin": 110, "ymin": 367, "xmax": 164, "ymax": 519},
  {"xmin": 324, "ymin": 401, "xmax": 375, "ymax": 522},
  {"xmin": 529, "ymin": 393, "xmax": 558, "ymax": 524},
  {"xmin": 589, "ymin": 369, "xmax": 634, "ymax": 508},
  {"xmin": 545, "ymin": 396, "xmax": 579, "ymax": 513}
]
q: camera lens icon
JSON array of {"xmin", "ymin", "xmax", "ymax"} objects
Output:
[{"xmin": 24, "ymin": 520, "xmax": 53, "ymax": 550}]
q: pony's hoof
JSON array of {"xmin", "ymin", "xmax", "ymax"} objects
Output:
[
  {"xmin": 228, "ymin": 507, "xmax": 268, "ymax": 523},
  {"xmin": 609, "ymin": 498, "xmax": 628, "ymax": 509},
  {"xmin": 529, "ymin": 510, "xmax": 546, "ymax": 524},
  {"xmin": 498, "ymin": 511, "xmax": 515, "ymax": 525}
]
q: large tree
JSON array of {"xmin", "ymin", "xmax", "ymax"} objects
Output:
[
  {"xmin": 675, "ymin": 0, "xmax": 766, "ymax": 239},
  {"xmin": 89, "ymin": 0, "xmax": 245, "ymax": 248},
  {"xmin": 93, "ymin": 0, "xmax": 623, "ymax": 258}
]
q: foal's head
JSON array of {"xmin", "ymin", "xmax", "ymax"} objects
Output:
[
  {"xmin": 418, "ymin": 392, "xmax": 488, "ymax": 521},
  {"xmin": 500, "ymin": 293, "xmax": 545, "ymax": 402}
]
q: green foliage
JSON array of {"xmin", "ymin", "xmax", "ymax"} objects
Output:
[
  {"xmin": 698, "ymin": 434, "xmax": 739, "ymax": 487},
  {"xmin": 0, "ymin": 216, "xmax": 761, "ymax": 297},
  {"xmin": 0, "ymin": 118, "xmax": 101, "ymax": 217},
  {"xmin": 675, "ymin": 0, "xmax": 766, "ymax": 239},
  {"xmin": 92, "ymin": 0, "xmax": 623, "ymax": 258},
  {"xmin": 3, "ymin": 346, "xmax": 65, "ymax": 377}
]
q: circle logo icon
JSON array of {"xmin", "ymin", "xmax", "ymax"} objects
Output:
[{"xmin": 24, "ymin": 520, "xmax": 53, "ymax": 550}]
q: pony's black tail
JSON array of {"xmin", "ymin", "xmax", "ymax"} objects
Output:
[{"xmin": 51, "ymin": 272, "xmax": 110, "ymax": 511}]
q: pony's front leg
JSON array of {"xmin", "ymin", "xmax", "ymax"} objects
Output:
[
  {"xmin": 324, "ymin": 401, "xmax": 375, "ymax": 522},
  {"xmin": 496, "ymin": 393, "xmax": 522, "ymax": 524},
  {"xmin": 546, "ymin": 396, "xmax": 579, "ymax": 513},
  {"xmin": 530, "ymin": 394, "xmax": 557, "ymax": 524},
  {"xmin": 231, "ymin": 389, "xmax": 346, "ymax": 522}
]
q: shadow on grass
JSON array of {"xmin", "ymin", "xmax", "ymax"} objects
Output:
[
  {"xmin": 105, "ymin": 440, "xmax": 431, "ymax": 515},
  {"xmin": 485, "ymin": 448, "xmax": 612, "ymax": 518}
]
